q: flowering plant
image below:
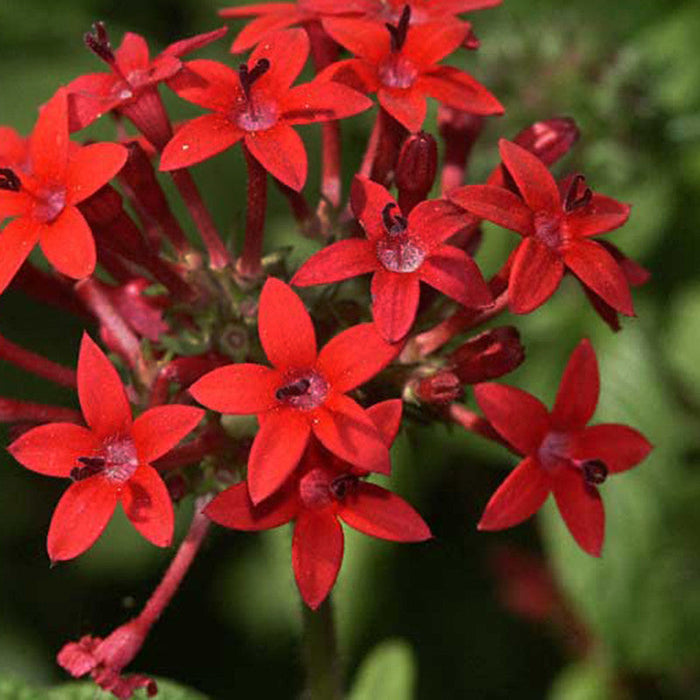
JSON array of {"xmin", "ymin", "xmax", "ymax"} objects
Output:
[{"xmin": 3, "ymin": 1, "xmax": 676, "ymax": 698}]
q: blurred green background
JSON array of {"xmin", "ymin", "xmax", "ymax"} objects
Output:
[{"xmin": 1, "ymin": 0, "xmax": 700, "ymax": 698}]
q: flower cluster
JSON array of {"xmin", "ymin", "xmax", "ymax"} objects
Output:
[{"xmin": 0, "ymin": 2, "xmax": 651, "ymax": 697}]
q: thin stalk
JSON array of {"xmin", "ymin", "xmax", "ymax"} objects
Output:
[
  {"xmin": 0, "ymin": 333, "xmax": 77, "ymax": 388},
  {"xmin": 302, "ymin": 597, "xmax": 342, "ymax": 700},
  {"xmin": 448, "ymin": 403, "xmax": 507, "ymax": 448},
  {"xmin": 369, "ymin": 107, "xmax": 407, "ymax": 186},
  {"xmin": 0, "ymin": 397, "xmax": 82, "ymax": 424},
  {"xmin": 238, "ymin": 145, "xmax": 268, "ymax": 279}
]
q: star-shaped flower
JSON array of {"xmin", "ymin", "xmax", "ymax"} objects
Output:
[
  {"xmin": 0, "ymin": 89, "xmax": 127, "ymax": 296},
  {"xmin": 450, "ymin": 139, "xmax": 635, "ymax": 315},
  {"xmin": 321, "ymin": 5, "xmax": 503, "ymax": 132},
  {"xmin": 189, "ymin": 278, "xmax": 399, "ymax": 504},
  {"xmin": 205, "ymin": 400, "xmax": 431, "ymax": 608},
  {"xmin": 8, "ymin": 334, "xmax": 204, "ymax": 562},
  {"xmin": 474, "ymin": 339, "xmax": 652, "ymax": 556},
  {"xmin": 160, "ymin": 29, "xmax": 372, "ymax": 191},
  {"xmin": 292, "ymin": 175, "xmax": 492, "ymax": 341}
]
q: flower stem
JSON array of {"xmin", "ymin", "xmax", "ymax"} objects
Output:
[
  {"xmin": 0, "ymin": 333, "xmax": 77, "ymax": 388},
  {"xmin": 302, "ymin": 597, "xmax": 342, "ymax": 700},
  {"xmin": 0, "ymin": 397, "xmax": 82, "ymax": 424},
  {"xmin": 238, "ymin": 145, "xmax": 268, "ymax": 279},
  {"xmin": 369, "ymin": 108, "xmax": 407, "ymax": 187},
  {"xmin": 448, "ymin": 403, "xmax": 507, "ymax": 448}
]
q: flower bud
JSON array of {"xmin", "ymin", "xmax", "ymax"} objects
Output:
[
  {"xmin": 415, "ymin": 370, "xmax": 463, "ymax": 405},
  {"xmin": 513, "ymin": 117, "xmax": 580, "ymax": 167},
  {"xmin": 395, "ymin": 131, "xmax": 438, "ymax": 213},
  {"xmin": 449, "ymin": 327, "xmax": 525, "ymax": 384}
]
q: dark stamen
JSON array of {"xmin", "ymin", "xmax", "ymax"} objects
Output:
[
  {"xmin": 330, "ymin": 474, "xmax": 358, "ymax": 500},
  {"xmin": 582, "ymin": 458, "xmax": 608, "ymax": 485},
  {"xmin": 238, "ymin": 58, "xmax": 271, "ymax": 101},
  {"xmin": 84, "ymin": 21, "xmax": 115, "ymax": 65},
  {"xmin": 563, "ymin": 174, "xmax": 592, "ymax": 212},
  {"xmin": 0, "ymin": 168, "xmax": 21, "ymax": 192},
  {"xmin": 382, "ymin": 202, "xmax": 408, "ymax": 236},
  {"xmin": 275, "ymin": 377, "xmax": 311, "ymax": 401},
  {"xmin": 386, "ymin": 5, "xmax": 412, "ymax": 53},
  {"xmin": 71, "ymin": 455, "xmax": 106, "ymax": 481}
]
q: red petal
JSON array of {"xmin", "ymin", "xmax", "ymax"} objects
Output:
[
  {"xmin": 205, "ymin": 482, "xmax": 297, "ymax": 530},
  {"xmin": 121, "ymin": 465, "xmax": 174, "ymax": 547},
  {"xmin": 39, "ymin": 207, "xmax": 96, "ymax": 280},
  {"xmin": 250, "ymin": 28, "xmax": 309, "ymax": 92},
  {"xmin": 340, "ymin": 483, "xmax": 431, "ymax": 541},
  {"xmin": 322, "ymin": 18, "xmax": 389, "ymax": 63},
  {"xmin": 168, "ymin": 59, "xmax": 242, "ymax": 111},
  {"xmin": 66, "ymin": 74, "xmax": 121, "ymax": 131},
  {"xmin": 378, "ymin": 87, "xmax": 427, "ymax": 133},
  {"xmin": 420, "ymin": 245, "xmax": 492, "ymax": 308},
  {"xmin": 0, "ymin": 190, "xmax": 31, "ymax": 218},
  {"xmin": 293, "ymin": 511, "xmax": 344, "ymax": 609},
  {"xmin": 159, "ymin": 113, "xmax": 244, "ymax": 171},
  {"xmin": 551, "ymin": 339, "xmax": 599, "ymax": 431},
  {"xmin": 282, "ymin": 80, "xmax": 373, "ymax": 124},
  {"xmin": 367, "ymin": 399, "xmax": 403, "ymax": 448},
  {"xmin": 449, "ymin": 185, "xmax": 533, "ymax": 236},
  {"xmin": 317, "ymin": 58, "xmax": 379, "ymax": 95},
  {"xmin": 478, "ymin": 456, "xmax": 550, "ymax": 530},
  {"xmin": 409, "ymin": 198, "xmax": 474, "ymax": 248},
  {"xmin": 244, "ymin": 124, "xmax": 307, "ymax": 192},
  {"xmin": 292, "ymin": 239, "xmax": 377, "ymax": 286},
  {"xmin": 163, "ymin": 26, "xmax": 229, "ymax": 57},
  {"xmin": 230, "ymin": 11, "xmax": 302, "ymax": 53},
  {"xmin": 189, "ymin": 363, "xmax": 280, "ymax": 414},
  {"xmin": 350, "ymin": 176, "xmax": 397, "ymax": 242},
  {"xmin": 317, "ymin": 322, "xmax": 399, "ymax": 392},
  {"xmin": 220, "ymin": 2, "xmax": 297, "ymax": 17},
  {"xmin": 30, "ymin": 88, "xmax": 69, "ymax": 183},
  {"xmin": 370, "ymin": 270, "xmax": 420, "ymax": 342},
  {"xmin": 403, "ymin": 22, "xmax": 467, "ymax": 68},
  {"xmin": 509, "ymin": 238, "xmax": 564, "ymax": 314},
  {"xmin": 552, "ymin": 467, "xmax": 605, "ymax": 557},
  {"xmin": 259, "ymin": 277, "xmax": 317, "ymax": 370},
  {"xmin": 77, "ymin": 333, "xmax": 132, "ymax": 439},
  {"xmin": 115, "ymin": 33, "xmax": 150, "ymax": 74},
  {"xmin": 312, "ymin": 393, "xmax": 390, "ymax": 473},
  {"xmin": 8, "ymin": 423, "xmax": 99, "ymax": 477},
  {"xmin": 65, "ymin": 143, "xmax": 128, "ymax": 205},
  {"xmin": 418, "ymin": 67, "xmax": 503, "ymax": 115},
  {"xmin": 499, "ymin": 139, "xmax": 560, "ymax": 213},
  {"xmin": 132, "ymin": 405, "xmax": 204, "ymax": 463},
  {"xmin": 248, "ymin": 408, "xmax": 311, "ymax": 504},
  {"xmin": 473, "ymin": 383, "xmax": 550, "ymax": 455},
  {"xmin": 47, "ymin": 479, "xmax": 118, "ymax": 562},
  {"xmin": 572, "ymin": 424, "xmax": 652, "ymax": 474},
  {"xmin": 563, "ymin": 239, "xmax": 634, "ymax": 316},
  {"xmin": 0, "ymin": 217, "xmax": 39, "ymax": 296},
  {"xmin": 566, "ymin": 193, "xmax": 630, "ymax": 237}
]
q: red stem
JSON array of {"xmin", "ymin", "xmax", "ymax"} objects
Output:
[
  {"xmin": 153, "ymin": 428, "xmax": 228, "ymax": 472},
  {"xmin": 369, "ymin": 107, "xmax": 407, "ymax": 187},
  {"xmin": 448, "ymin": 403, "xmax": 508, "ymax": 448},
  {"xmin": 0, "ymin": 333, "xmax": 77, "ymax": 388},
  {"xmin": 0, "ymin": 397, "xmax": 82, "ymax": 424},
  {"xmin": 238, "ymin": 145, "xmax": 268, "ymax": 279},
  {"xmin": 13, "ymin": 264, "xmax": 87, "ymax": 318}
]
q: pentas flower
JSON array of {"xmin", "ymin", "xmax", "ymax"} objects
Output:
[
  {"xmin": 160, "ymin": 29, "xmax": 372, "ymax": 191},
  {"xmin": 474, "ymin": 339, "xmax": 652, "ymax": 556},
  {"xmin": 8, "ymin": 334, "xmax": 204, "ymax": 562},
  {"xmin": 321, "ymin": 5, "xmax": 503, "ymax": 132},
  {"xmin": 66, "ymin": 23, "xmax": 228, "ymax": 137},
  {"xmin": 205, "ymin": 400, "xmax": 431, "ymax": 608},
  {"xmin": 293, "ymin": 175, "xmax": 492, "ymax": 342},
  {"xmin": 0, "ymin": 89, "xmax": 127, "ymax": 296},
  {"xmin": 0, "ymin": 126, "xmax": 28, "ymax": 171},
  {"xmin": 450, "ymin": 139, "xmax": 634, "ymax": 315},
  {"xmin": 189, "ymin": 278, "xmax": 399, "ymax": 504}
]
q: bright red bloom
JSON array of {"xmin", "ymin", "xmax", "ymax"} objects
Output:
[
  {"xmin": 450, "ymin": 139, "xmax": 635, "ymax": 315},
  {"xmin": 321, "ymin": 6, "xmax": 503, "ymax": 132},
  {"xmin": 0, "ymin": 89, "xmax": 127, "ymax": 296},
  {"xmin": 66, "ymin": 24, "xmax": 227, "ymax": 134},
  {"xmin": 8, "ymin": 334, "xmax": 204, "ymax": 562},
  {"xmin": 160, "ymin": 29, "xmax": 372, "ymax": 191},
  {"xmin": 205, "ymin": 400, "xmax": 431, "ymax": 608},
  {"xmin": 0, "ymin": 126, "xmax": 29, "ymax": 171},
  {"xmin": 292, "ymin": 175, "xmax": 492, "ymax": 341},
  {"xmin": 474, "ymin": 339, "xmax": 652, "ymax": 556},
  {"xmin": 189, "ymin": 278, "xmax": 399, "ymax": 504}
]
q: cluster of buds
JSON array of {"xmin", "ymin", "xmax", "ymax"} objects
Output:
[{"xmin": 0, "ymin": 1, "xmax": 652, "ymax": 697}]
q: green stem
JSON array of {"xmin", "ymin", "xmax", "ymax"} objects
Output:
[{"xmin": 302, "ymin": 597, "xmax": 342, "ymax": 700}]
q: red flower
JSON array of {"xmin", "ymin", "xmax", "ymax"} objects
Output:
[
  {"xmin": 66, "ymin": 24, "xmax": 227, "ymax": 133},
  {"xmin": 189, "ymin": 278, "xmax": 399, "ymax": 504},
  {"xmin": 292, "ymin": 175, "xmax": 492, "ymax": 341},
  {"xmin": 205, "ymin": 400, "xmax": 431, "ymax": 608},
  {"xmin": 160, "ymin": 29, "xmax": 372, "ymax": 191},
  {"xmin": 0, "ymin": 89, "xmax": 127, "ymax": 296},
  {"xmin": 450, "ymin": 139, "xmax": 635, "ymax": 315},
  {"xmin": 8, "ymin": 334, "xmax": 204, "ymax": 562},
  {"xmin": 321, "ymin": 6, "xmax": 503, "ymax": 132},
  {"xmin": 474, "ymin": 339, "xmax": 652, "ymax": 556}
]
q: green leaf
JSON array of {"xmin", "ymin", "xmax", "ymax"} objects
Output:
[
  {"xmin": 348, "ymin": 639, "xmax": 416, "ymax": 700},
  {"xmin": 665, "ymin": 281, "xmax": 700, "ymax": 406},
  {"xmin": 0, "ymin": 675, "xmax": 44, "ymax": 700},
  {"xmin": 46, "ymin": 678, "xmax": 209, "ymax": 700},
  {"xmin": 548, "ymin": 660, "xmax": 615, "ymax": 700}
]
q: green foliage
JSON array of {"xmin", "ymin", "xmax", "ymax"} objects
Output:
[
  {"xmin": 348, "ymin": 639, "xmax": 416, "ymax": 700},
  {"xmin": 548, "ymin": 660, "xmax": 615, "ymax": 700}
]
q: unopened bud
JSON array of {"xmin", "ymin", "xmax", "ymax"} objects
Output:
[
  {"xmin": 415, "ymin": 371, "xmax": 462, "ymax": 405},
  {"xmin": 513, "ymin": 118, "xmax": 580, "ymax": 167},
  {"xmin": 449, "ymin": 327, "xmax": 525, "ymax": 384},
  {"xmin": 395, "ymin": 131, "xmax": 438, "ymax": 204}
]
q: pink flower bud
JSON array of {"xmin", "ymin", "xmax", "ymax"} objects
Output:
[
  {"xmin": 449, "ymin": 327, "xmax": 525, "ymax": 384},
  {"xmin": 395, "ymin": 131, "xmax": 438, "ymax": 213},
  {"xmin": 416, "ymin": 371, "xmax": 463, "ymax": 405}
]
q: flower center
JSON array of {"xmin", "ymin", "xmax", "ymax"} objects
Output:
[
  {"xmin": 378, "ymin": 54, "xmax": 418, "ymax": 89},
  {"xmin": 563, "ymin": 174, "xmax": 592, "ymax": 213},
  {"xmin": 73, "ymin": 435, "xmax": 139, "ymax": 485},
  {"xmin": 385, "ymin": 5, "xmax": 411, "ymax": 53},
  {"xmin": 533, "ymin": 211, "xmax": 563, "ymax": 250},
  {"xmin": 275, "ymin": 370, "xmax": 328, "ymax": 411},
  {"xmin": 299, "ymin": 468, "xmax": 359, "ymax": 510},
  {"xmin": 0, "ymin": 168, "xmax": 21, "ymax": 192},
  {"xmin": 32, "ymin": 186, "xmax": 67, "ymax": 224},
  {"xmin": 537, "ymin": 431, "xmax": 570, "ymax": 471},
  {"xmin": 376, "ymin": 203, "xmax": 425, "ymax": 272},
  {"xmin": 234, "ymin": 58, "xmax": 278, "ymax": 132}
]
